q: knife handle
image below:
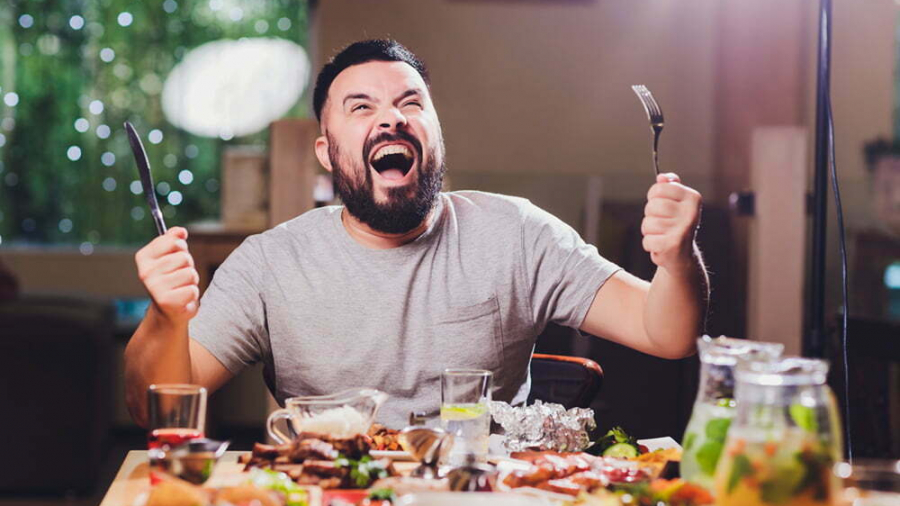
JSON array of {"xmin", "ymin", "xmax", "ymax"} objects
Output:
[{"xmin": 151, "ymin": 208, "xmax": 168, "ymax": 236}]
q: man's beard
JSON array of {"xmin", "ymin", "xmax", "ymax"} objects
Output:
[{"xmin": 329, "ymin": 131, "xmax": 445, "ymax": 235}]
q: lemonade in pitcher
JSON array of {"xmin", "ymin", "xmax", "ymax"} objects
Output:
[
  {"xmin": 716, "ymin": 428, "xmax": 837, "ymax": 506},
  {"xmin": 680, "ymin": 336, "xmax": 783, "ymax": 490},
  {"xmin": 713, "ymin": 358, "xmax": 842, "ymax": 506}
]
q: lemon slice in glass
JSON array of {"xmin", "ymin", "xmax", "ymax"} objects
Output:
[{"xmin": 440, "ymin": 403, "xmax": 488, "ymax": 420}]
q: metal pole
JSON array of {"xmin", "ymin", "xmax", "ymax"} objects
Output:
[{"xmin": 807, "ymin": 0, "xmax": 832, "ymax": 358}]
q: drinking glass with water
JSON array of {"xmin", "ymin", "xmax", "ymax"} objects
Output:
[{"xmin": 441, "ymin": 369, "xmax": 492, "ymax": 466}]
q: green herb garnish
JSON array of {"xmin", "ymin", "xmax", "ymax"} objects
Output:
[
  {"xmin": 248, "ymin": 468, "xmax": 309, "ymax": 506},
  {"xmin": 595, "ymin": 426, "xmax": 640, "ymax": 455},
  {"xmin": 368, "ymin": 488, "xmax": 397, "ymax": 501},
  {"xmin": 333, "ymin": 454, "xmax": 390, "ymax": 489}
]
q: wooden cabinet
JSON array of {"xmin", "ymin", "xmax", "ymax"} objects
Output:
[
  {"xmin": 187, "ymin": 222, "xmax": 264, "ymax": 295},
  {"xmin": 189, "ymin": 118, "xmax": 321, "ymax": 295}
]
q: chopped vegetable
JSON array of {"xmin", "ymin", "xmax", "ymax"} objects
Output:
[
  {"xmin": 611, "ymin": 479, "xmax": 714, "ymax": 506},
  {"xmin": 334, "ymin": 454, "xmax": 391, "ymax": 489},
  {"xmin": 603, "ymin": 442, "xmax": 640, "ymax": 459},
  {"xmin": 367, "ymin": 488, "xmax": 397, "ymax": 501},
  {"xmin": 247, "ymin": 468, "xmax": 308, "ymax": 506},
  {"xmin": 594, "ymin": 426, "xmax": 641, "ymax": 457}
]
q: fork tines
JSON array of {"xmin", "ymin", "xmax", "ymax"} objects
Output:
[{"xmin": 631, "ymin": 84, "xmax": 663, "ymax": 126}]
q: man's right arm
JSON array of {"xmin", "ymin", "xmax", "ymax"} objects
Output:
[{"xmin": 124, "ymin": 227, "xmax": 233, "ymax": 427}]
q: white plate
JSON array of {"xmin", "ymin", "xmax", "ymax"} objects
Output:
[
  {"xmin": 370, "ymin": 449, "xmax": 415, "ymax": 461},
  {"xmin": 397, "ymin": 492, "xmax": 556, "ymax": 506},
  {"xmin": 636, "ymin": 436, "xmax": 682, "ymax": 452}
]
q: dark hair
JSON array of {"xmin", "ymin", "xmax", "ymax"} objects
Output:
[{"xmin": 313, "ymin": 39, "xmax": 430, "ymax": 122}]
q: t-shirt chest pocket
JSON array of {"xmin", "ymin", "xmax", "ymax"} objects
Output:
[{"xmin": 429, "ymin": 296, "xmax": 505, "ymax": 373}]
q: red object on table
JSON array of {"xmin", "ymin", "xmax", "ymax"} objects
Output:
[
  {"xmin": 147, "ymin": 428, "xmax": 205, "ymax": 485},
  {"xmin": 322, "ymin": 489, "xmax": 369, "ymax": 506},
  {"xmin": 147, "ymin": 428, "xmax": 205, "ymax": 450}
]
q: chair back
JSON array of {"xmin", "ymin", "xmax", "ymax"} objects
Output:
[
  {"xmin": 0, "ymin": 295, "xmax": 114, "ymax": 495},
  {"xmin": 831, "ymin": 317, "xmax": 900, "ymax": 459},
  {"xmin": 528, "ymin": 353, "xmax": 604, "ymax": 409}
]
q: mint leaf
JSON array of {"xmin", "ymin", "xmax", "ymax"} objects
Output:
[
  {"xmin": 727, "ymin": 453, "xmax": 755, "ymax": 494},
  {"xmin": 683, "ymin": 432, "xmax": 697, "ymax": 452},
  {"xmin": 696, "ymin": 440, "xmax": 725, "ymax": 476},
  {"xmin": 789, "ymin": 404, "xmax": 818, "ymax": 433},
  {"xmin": 705, "ymin": 418, "xmax": 732, "ymax": 442}
]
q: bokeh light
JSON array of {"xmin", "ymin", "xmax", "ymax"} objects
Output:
[
  {"xmin": 161, "ymin": 38, "xmax": 308, "ymax": 138},
  {"xmin": 100, "ymin": 48, "xmax": 116, "ymax": 62},
  {"xmin": 101, "ymin": 152, "xmax": 116, "ymax": 166},
  {"xmin": 117, "ymin": 12, "xmax": 133, "ymax": 27},
  {"xmin": 67, "ymin": 146, "xmax": 82, "ymax": 161},
  {"xmin": 178, "ymin": 169, "xmax": 194, "ymax": 184}
]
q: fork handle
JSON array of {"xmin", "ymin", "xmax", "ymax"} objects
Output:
[{"xmin": 652, "ymin": 128, "xmax": 661, "ymax": 175}]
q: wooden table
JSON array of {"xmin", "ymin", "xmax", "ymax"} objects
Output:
[
  {"xmin": 100, "ymin": 451, "xmax": 419, "ymax": 506},
  {"xmin": 100, "ymin": 451, "xmax": 246, "ymax": 506}
]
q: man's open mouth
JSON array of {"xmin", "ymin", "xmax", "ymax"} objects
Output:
[{"xmin": 369, "ymin": 143, "xmax": 416, "ymax": 181}]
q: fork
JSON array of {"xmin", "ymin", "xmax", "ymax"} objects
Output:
[{"xmin": 631, "ymin": 84, "xmax": 664, "ymax": 176}]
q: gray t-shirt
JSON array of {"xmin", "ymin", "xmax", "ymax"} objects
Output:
[{"xmin": 190, "ymin": 191, "xmax": 620, "ymax": 428}]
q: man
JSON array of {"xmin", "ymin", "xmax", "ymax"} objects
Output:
[{"xmin": 125, "ymin": 40, "xmax": 708, "ymax": 428}]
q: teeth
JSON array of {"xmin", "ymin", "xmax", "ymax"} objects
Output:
[{"xmin": 372, "ymin": 144, "xmax": 412, "ymax": 162}]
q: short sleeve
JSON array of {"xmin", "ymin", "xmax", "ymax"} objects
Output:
[
  {"xmin": 189, "ymin": 236, "xmax": 269, "ymax": 375},
  {"xmin": 521, "ymin": 202, "xmax": 621, "ymax": 330}
]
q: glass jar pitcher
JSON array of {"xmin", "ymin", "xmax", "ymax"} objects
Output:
[
  {"xmin": 714, "ymin": 357, "xmax": 843, "ymax": 506},
  {"xmin": 681, "ymin": 336, "xmax": 784, "ymax": 489},
  {"xmin": 267, "ymin": 388, "xmax": 388, "ymax": 442}
]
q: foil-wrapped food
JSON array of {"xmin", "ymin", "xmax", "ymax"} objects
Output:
[{"xmin": 490, "ymin": 400, "xmax": 596, "ymax": 452}]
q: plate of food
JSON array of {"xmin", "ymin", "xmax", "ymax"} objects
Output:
[
  {"xmin": 368, "ymin": 424, "xmax": 415, "ymax": 461},
  {"xmin": 138, "ymin": 470, "xmax": 321, "ymax": 506},
  {"xmin": 240, "ymin": 432, "xmax": 399, "ymax": 489},
  {"xmin": 368, "ymin": 450, "xmax": 414, "ymax": 461}
]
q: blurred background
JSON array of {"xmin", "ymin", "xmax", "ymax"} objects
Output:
[{"xmin": 0, "ymin": 0, "xmax": 898, "ymax": 503}]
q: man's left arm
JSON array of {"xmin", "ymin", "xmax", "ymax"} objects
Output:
[{"xmin": 580, "ymin": 173, "xmax": 709, "ymax": 359}]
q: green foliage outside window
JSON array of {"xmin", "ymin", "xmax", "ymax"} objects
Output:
[{"xmin": 0, "ymin": 0, "xmax": 308, "ymax": 248}]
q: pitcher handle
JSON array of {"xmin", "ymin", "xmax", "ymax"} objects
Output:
[{"xmin": 267, "ymin": 408, "xmax": 294, "ymax": 445}]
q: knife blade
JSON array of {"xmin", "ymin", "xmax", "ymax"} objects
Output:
[{"xmin": 124, "ymin": 122, "xmax": 167, "ymax": 236}]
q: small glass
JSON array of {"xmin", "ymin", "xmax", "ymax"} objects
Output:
[
  {"xmin": 681, "ymin": 336, "xmax": 783, "ymax": 490},
  {"xmin": 834, "ymin": 460, "xmax": 900, "ymax": 506},
  {"xmin": 714, "ymin": 357, "xmax": 843, "ymax": 506},
  {"xmin": 440, "ymin": 369, "xmax": 492, "ymax": 466},
  {"xmin": 147, "ymin": 384, "xmax": 207, "ymax": 450}
]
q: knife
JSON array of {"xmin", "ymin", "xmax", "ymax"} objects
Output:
[{"xmin": 124, "ymin": 122, "xmax": 167, "ymax": 236}]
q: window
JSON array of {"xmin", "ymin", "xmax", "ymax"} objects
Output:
[{"xmin": 0, "ymin": 0, "xmax": 309, "ymax": 249}]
